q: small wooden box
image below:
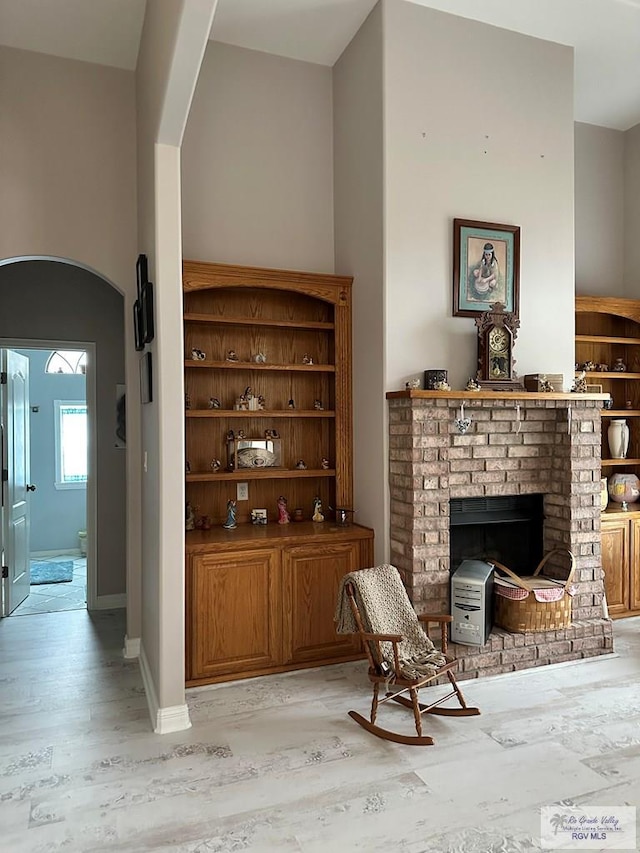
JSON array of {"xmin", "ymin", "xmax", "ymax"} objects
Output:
[{"xmin": 524, "ymin": 373, "xmax": 564, "ymax": 393}]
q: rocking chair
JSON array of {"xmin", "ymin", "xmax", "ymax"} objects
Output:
[{"xmin": 336, "ymin": 564, "xmax": 480, "ymax": 746}]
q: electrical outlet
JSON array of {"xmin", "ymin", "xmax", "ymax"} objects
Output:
[{"xmin": 237, "ymin": 482, "xmax": 249, "ymax": 501}]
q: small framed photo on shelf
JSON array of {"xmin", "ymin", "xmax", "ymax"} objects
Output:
[
  {"xmin": 250, "ymin": 508, "xmax": 268, "ymax": 525},
  {"xmin": 453, "ymin": 218, "xmax": 520, "ymax": 318}
]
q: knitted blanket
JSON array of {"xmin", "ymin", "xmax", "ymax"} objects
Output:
[{"xmin": 335, "ymin": 564, "xmax": 446, "ymax": 679}]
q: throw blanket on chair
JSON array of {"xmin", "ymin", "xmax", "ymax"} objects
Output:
[{"xmin": 335, "ymin": 564, "xmax": 447, "ymax": 679}]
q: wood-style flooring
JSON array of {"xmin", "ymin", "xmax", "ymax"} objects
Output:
[{"xmin": 1, "ymin": 608, "xmax": 639, "ymax": 851}]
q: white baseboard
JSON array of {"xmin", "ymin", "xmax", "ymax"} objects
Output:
[
  {"xmin": 123, "ymin": 635, "xmax": 140, "ymax": 659},
  {"xmin": 139, "ymin": 642, "xmax": 191, "ymax": 734},
  {"xmin": 31, "ymin": 548, "xmax": 82, "ymax": 558},
  {"xmin": 92, "ymin": 593, "xmax": 126, "ymax": 610}
]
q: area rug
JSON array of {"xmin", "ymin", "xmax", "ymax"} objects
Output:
[{"xmin": 30, "ymin": 560, "xmax": 74, "ymax": 585}]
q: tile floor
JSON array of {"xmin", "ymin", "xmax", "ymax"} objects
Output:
[
  {"xmin": 11, "ymin": 555, "xmax": 86, "ymax": 616},
  {"xmin": 0, "ymin": 608, "xmax": 639, "ymax": 851}
]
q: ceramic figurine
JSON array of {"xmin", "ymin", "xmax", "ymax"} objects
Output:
[
  {"xmin": 314, "ymin": 399, "xmax": 324, "ymax": 410},
  {"xmin": 264, "ymin": 428, "xmax": 280, "ymax": 439},
  {"xmin": 257, "ymin": 395, "xmax": 266, "ymax": 410},
  {"xmin": 185, "ymin": 393, "xmax": 192, "ymax": 410},
  {"xmin": 598, "ymin": 363, "xmax": 609, "ymax": 372},
  {"xmin": 613, "ymin": 357, "xmax": 627, "ymax": 372},
  {"xmin": 191, "ymin": 347, "xmax": 206, "ymax": 361},
  {"xmin": 185, "ymin": 460, "xmax": 191, "ymax": 474},
  {"xmin": 237, "ymin": 429, "xmax": 246, "ymax": 440},
  {"xmin": 253, "ymin": 352, "xmax": 267, "ymax": 363},
  {"xmin": 292, "ymin": 508, "xmax": 304, "ymax": 522},
  {"xmin": 312, "ymin": 497, "xmax": 325, "ymax": 523},
  {"xmin": 405, "ymin": 379, "xmax": 421, "ymax": 389},
  {"xmin": 186, "ymin": 502, "xmax": 196, "ymax": 531},
  {"xmin": 288, "ymin": 399, "xmax": 295, "ymax": 409},
  {"xmin": 572, "ymin": 370, "xmax": 588, "ymax": 393},
  {"xmin": 295, "ymin": 460, "xmax": 307, "ymax": 470},
  {"xmin": 321, "ymin": 457, "xmax": 330, "ymax": 470},
  {"xmin": 208, "ymin": 397, "xmax": 221, "ymax": 409},
  {"xmin": 433, "ymin": 380, "xmax": 451, "ymax": 391},
  {"xmin": 210, "ymin": 458, "xmax": 221, "ymax": 472},
  {"xmin": 277, "ymin": 495, "xmax": 290, "ymax": 524},
  {"xmin": 465, "ymin": 378, "xmax": 481, "ymax": 392},
  {"xmin": 223, "ymin": 499, "xmax": 237, "ymax": 529},
  {"xmin": 302, "ymin": 354, "xmax": 313, "ymax": 365},
  {"xmin": 226, "ymin": 429, "xmax": 235, "ymax": 441},
  {"xmin": 539, "ymin": 376, "xmax": 554, "ymax": 393},
  {"xmin": 582, "ymin": 360, "xmax": 597, "ymax": 372},
  {"xmin": 226, "ymin": 350, "xmax": 239, "ymax": 362}
]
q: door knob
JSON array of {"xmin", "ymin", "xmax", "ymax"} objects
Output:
[{"xmin": 26, "ymin": 484, "xmax": 36, "ymax": 492}]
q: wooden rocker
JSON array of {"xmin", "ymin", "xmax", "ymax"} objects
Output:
[{"xmin": 336, "ymin": 565, "xmax": 480, "ymax": 746}]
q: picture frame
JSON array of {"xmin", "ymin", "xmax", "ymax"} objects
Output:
[
  {"xmin": 133, "ymin": 299, "xmax": 144, "ymax": 352},
  {"xmin": 250, "ymin": 508, "xmax": 268, "ymax": 525},
  {"xmin": 452, "ymin": 218, "xmax": 520, "ymax": 318},
  {"xmin": 140, "ymin": 351, "xmax": 152, "ymax": 404},
  {"xmin": 136, "ymin": 253, "xmax": 148, "ymax": 301},
  {"xmin": 140, "ymin": 281, "xmax": 155, "ymax": 345}
]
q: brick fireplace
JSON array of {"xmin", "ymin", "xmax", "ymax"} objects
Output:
[{"xmin": 386, "ymin": 390, "xmax": 613, "ymax": 680}]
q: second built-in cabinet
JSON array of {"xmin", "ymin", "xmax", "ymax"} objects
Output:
[{"xmin": 601, "ymin": 509, "xmax": 640, "ymax": 617}]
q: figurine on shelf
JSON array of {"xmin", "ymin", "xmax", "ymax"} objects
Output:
[
  {"xmin": 302, "ymin": 354, "xmax": 313, "ymax": 365},
  {"xmin": 264, "ymin": 428, "xmax": 280, "ymax": 439},
  {"xmin": 288, "ymin": 399, "xmax": 296, "ymax": 409},
  {"xmin": 314, "ymin": 399, "xmax": 324, "ymax": 410},
  {"xmin": 226, "ymin": 429, "xmax": 235, "ymax": 441},
  {"xmin": 572, "ymin": 370, "xmax": 588, "ymax": 393},
  {"xmin": 465, "ymin": 378, "xmax": 482, "ymax": 392},
  {"xmin": 226, "ymin": 350, "xmax": 239, "ymax": 362},
  {"xmin": 598, "ymin": 363, "xmax": 609, "ymax": 372},
  {"xmin": 257, "ymin": 395, "xmax": 266, "ymax": 410},
  {"xmin": 405, "ymin": 379, "xmax": 421, "ymax": 390},
  {"xmin": 312, "ymin": 496, "xmax": 325, "ymax": 523},
  {"xmin": 433, "ymin": 379, "xmax": 451, "ymax": 391},
  {"xmin": 191, "ymin": 347, "xmax": 206, "ymax": 361},
  {"xmin": 185, "ymin": 393, "xmax": 192, "ymax": 410},
  {"xmin": 186, "ymin": 460, "xmax": 191, "ymax": 474},
  {"xmin": 277, "ymin": 495, "xmax": 290, "ymax": 524},
  {"xmin": 237, "ymin": 429, "xmax": 246, "ymax": 440},
  {"xmin": 186, "ymin": 502, "xmax": 196, "ymax": 531},
  {"xmin": 539, "ymin": 376, "xmax": 555, "ymax": 393},
  {"xmin": 223, "ymin": 499, "xmax": 237, "ymax": 529},
  {"xmin": 295, "ymin": 460, "xmax": 307, "ymax": 470},
  {"xmin": 208, "ymin": 397, "xmax": 221, "ymax": 409},
  {"xmin": 292, "ymin": 508, "xmax": 304, "ymax": 522},
  {"xmin": 581, "ymin": 360, "xmax": 597, "ymax": 373},
  {"xmin": 613, "ymin": 358, "xmax": 627, "ymax": 372},
  {"xmin": 253, "ymin": 352, "xmax": 267, "ymax": 363},
  {"xmin": 321, "ymin": 457, "xmax": 330, "ymax": 470},
  {"xmin": 210, "ymin": 458, "xmax": 221, "ymax": 472}
]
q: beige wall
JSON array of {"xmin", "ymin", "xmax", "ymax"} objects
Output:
[
  {"xmin": 0, "ymin": 46, "xmax": 136, "ymax": 290},
  {"xmin": 575, "ymin": 122, "xmax": 625, "ymax": 296},
  {"xmin": 384, "ymin": 1, "xmax": 575, "ymax": 392},
  {"xmin": 624, "ymin": 123, "xmax": 640, "ymax": 297},
  {"xmin": 182, "ymin": 42, "xmax": 334, "ymax": 272},
  {"xmin": 333, "ymin": 3, "xmax": 386, "ymax": 561}
]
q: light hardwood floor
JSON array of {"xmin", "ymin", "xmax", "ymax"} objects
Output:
[{"xmin": 1, "ymin": 608, "xmax": 639, "ymax": 851}]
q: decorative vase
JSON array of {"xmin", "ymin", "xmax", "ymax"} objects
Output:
[
  {"xmin": 600, "ymin": 478, "xmax": 608, "ymax": 511},
  {"xmin": 607, "ymin": 419, "xmax": 629, "ymax": 459},
  {"xmin": 608, "ymin": 473, "xmax": 640, "ymax": 504}
]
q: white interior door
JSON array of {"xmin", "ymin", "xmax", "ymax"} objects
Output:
[{"xmin": 1, "ymin": 350, "xmax": 31, "ymax": 616}]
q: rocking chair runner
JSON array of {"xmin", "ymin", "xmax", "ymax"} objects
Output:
[{"xmin": 336, "ymin": 564, "xmax": 480, "ymax": 746}]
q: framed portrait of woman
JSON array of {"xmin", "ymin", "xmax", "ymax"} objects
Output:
[{"xmin": 452, "ymin": 218, "xmax": 520, "ymax": 318}]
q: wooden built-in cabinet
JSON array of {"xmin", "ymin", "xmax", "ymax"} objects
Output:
[
  {"xmin": 576, "ymin": 296, "xmax": 640, "ymax": 618},
  {"xmin": 183, "ymin": 261, "xmax": 374, "ymax": 685}
]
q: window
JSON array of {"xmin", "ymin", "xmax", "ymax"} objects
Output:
[
  {"xmin": 54, "ymin": 401, "xmax": 87, "ymax": 489},
  {"xmin": 46, "ymin": 351, "xmax": 87, "ymax": 375}
]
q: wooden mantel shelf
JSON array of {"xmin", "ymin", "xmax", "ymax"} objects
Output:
[{"xmin": 386, "ymin": 390, "xmax": 610, "ymax": 401}]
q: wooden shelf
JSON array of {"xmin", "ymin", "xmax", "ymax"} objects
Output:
[
  {"xmin": 601, "ymin": 458, "xmax": 640, "ymax": 467},
  {"xmin": 186, "ymin": 520, "xmax": 372, "ymax": 550},
  {"xmin": 186, "ymin": 409, "xmax": 335, "ymax": 418},
  {"xmin": 386, "ymin": 390, "xmax": 608, "ymax": 401},
  {"xmin": 185, "ymin": 360, "xmax": 335, "ymax": 372},
  {"xmin": 586, "ymin": 372, "xmax": 640, "ymax": 379},
  {"xmin": 187, "ymin": 468, "xmax": 336, "ymax": 483},
  {"xmin": 576, "ymin": 334, "xmax": 640, "ymax": 345},
  {"xmin": 184, "ymin": 312, "xmax": 334, "ymax": 331},
  {"xmin": 603, "ymin": 410, "xmax": 640, "ymax": 417}
]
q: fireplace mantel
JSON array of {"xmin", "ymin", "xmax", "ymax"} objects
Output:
[{"xmin": 387, "ymin": 392, "xmax": 612, "ymax": 679}]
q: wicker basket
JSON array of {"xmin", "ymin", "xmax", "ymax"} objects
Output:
[{"xmin": 493, "ymin": 549, "xmax": 576, "ymax": 633}]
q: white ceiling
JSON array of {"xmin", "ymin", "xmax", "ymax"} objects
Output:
[{"xmin": 0, "ymin": 0, "xmax": 638, "ymax": 130}]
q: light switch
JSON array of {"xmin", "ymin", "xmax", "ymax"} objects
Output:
[{"xmin": 237, "ymin": 482, "xmax": 248, "ymax": 501}]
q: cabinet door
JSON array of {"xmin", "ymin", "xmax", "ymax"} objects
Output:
[
  {"xmin": 282, "ymin": 540, "xmax": 365, "ymax": 665},
  {"xmin": 188, "ymin": 548, "xmax": 282, "ymax": 680},
  {"xmin": 630, "ymin": 518, "xmax": 640, "ymax": 612},
  {"xmin": 601, "ymin": 519, "xmax": 630, "ymax": 615}
]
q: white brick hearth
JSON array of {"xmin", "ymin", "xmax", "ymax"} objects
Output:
[{"xmin": 386, "ymin": 391, "xmax": 613, "ymax": 679}]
